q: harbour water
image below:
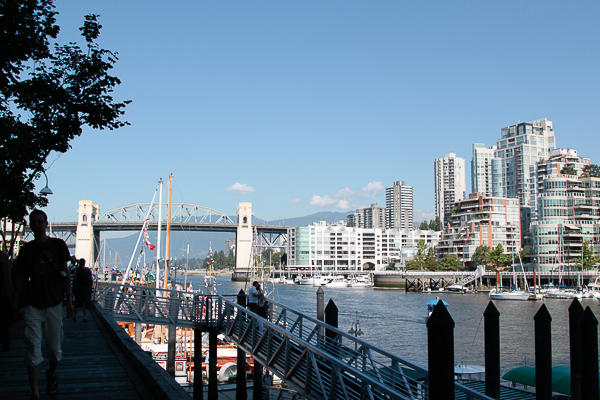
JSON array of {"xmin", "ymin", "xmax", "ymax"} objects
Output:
[{"xmin": 187, "ymin": 276, "xmax": 600, "ymax": 376}]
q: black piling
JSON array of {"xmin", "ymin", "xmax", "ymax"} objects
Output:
[
  {"xmin": 236, "ymin": 290, "xmax": 247, "ymax": 400},
  {"xmin": 193, "ymin": 327, "xmax": 203, "ymax": 400},
  {"xmin": 325, "ymin": 299, "xmax": 339, "ymax": 339},
  {"xmin": 569, "ymin": 299, "xmax": 584, "ymax": 400},
  {"xmin": 427, "ymin": 300, "xmax": 455, "ymax": 400},
  {"xmin": 483, "ymin": 301, "xmax": 500, "ymax": 400},
  {"xmin": 579, "ymin": 306, "xmax": 599, "ymax": 400},
  {"xmin": 534, "ymin": 304, "xmax": 552, "ymax": 400},
  {"xmin": 317, "ymin": 287, "xmax": 324, "ymax": 347},
  {"xmin": 253, "ymin": 363, "xmax": 263, "ymax": 400}
]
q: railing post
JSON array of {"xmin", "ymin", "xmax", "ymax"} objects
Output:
[
  {"xmin": 193, "ymin": 326, "xmax": 203, "ymax": 400},
  {"xmin": 579, "ymin": 306, "xmax": 599, "ymax": 400},
  {"xmin": 484, "ymin": 301, "xmax": 500, "ymax": 400},
  {"xmin": 534, "ymin": 304, "xmax": 552, "ymax": 400},
  {"xmin": 236, "ymin": 290, "xmax": 247, "ymax": 400},
  {"xmin": 208, "ymin": 328, "xmax": 218, "ymax": 398},
  {"xmin": 253, "ymin": 363, "xmax": 263, "ymax": 400},
  {"xmin": 569, "ymin": 299, "xmax": 583, "ymax": 400},
  {"xmin": 427, "ymin": 300, "xmax": 455, "ymax": 400},
  {"xmin": 317, "ymin": 287, "xmax": 324, "ymax": 347}
]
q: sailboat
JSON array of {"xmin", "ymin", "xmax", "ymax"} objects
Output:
[{"xmin": 489, "ymin": 254, "xmax": 534, "ymax": 301}]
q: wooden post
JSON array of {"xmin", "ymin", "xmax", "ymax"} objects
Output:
[
  {"xmin": 208, "ymin": 328, "xmax": 218, "ymax": 398},
  {"xmin": 317, "ymin": 287, "xmax": 324, "ymax": 347},
  {"xmin": 483, "ymin": 301, "xmax": 500, "ymax": 400},
  {"xmin": 427, "ymin": 300, "xmax": 455, "ymax": 400},
  {"xmin": 236, "ymin": 290, "xmax": 247, "ymax": 400},
  {"xmin": 253, "ymin": 362, "xmax": 263, "ymax": 400},
  {"xmin": 579, "ymin": 306, "xmax": 599, "ymax": 400},
  {"xmin": 193, "ymin": 327, "xmax": 203, "ymax": 400},
  {"xmin": 134, "ymin": 322, "xmax": 141, "ymax": 344},
  {"xmin": 569, "ymin": 299, "xmax": 583, "ymax": 400},
  {"xmin": 534, "ymin": 304, "xmax": 552, "ymax": 400}
]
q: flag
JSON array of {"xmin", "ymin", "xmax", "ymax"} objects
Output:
[{"xmin": 144, "ymin": 231, "xmax": 156, "ymax": 250}]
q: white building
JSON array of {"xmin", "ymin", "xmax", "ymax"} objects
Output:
[
  {"xmin": 436, "ymin": 193, "xmax": 521, "ymax": 267},
  {"xmin": 286, "ymin": 221, "xmax": 440, "ymax": 272},
  {"xmin": 347, "ymin": 203, "xmax": 386, "ymax": 229},
  {"xmin": 434, "ymin": 153, "xmax": 466, "ymax": 224},
  {"xmin": 495, "ymin": 118, "xmax": 556, "ymax": 209},
  {"xmin": 471, "ymin": 143, "xmax": 503, "ymax": 197},
  {"xmin": 385, "ymin": 181, "xmax": 414, "ymax": 230}
]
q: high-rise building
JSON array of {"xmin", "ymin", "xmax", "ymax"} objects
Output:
[
  {"xmin": 436, "ymin": 193, "xmax": 521, "ymax": 267},
  {"xmin": 385, "ymin": 181, "xmax": 413, "ymax": 230},
  {"xmin": 495, "ymin": 118, "xmax": 556, "ymax": 209},
  {"xmin": 471, "ymin": 143, "xmax": 503, "ymax": 196},
  {"xmin": 347, "ymin": 203, "xmax": 386, "ymax": 229},
  {"xmin": 536, "ymin": 148, "xmax": 590, "ymax": 185},
  {"xmin": 434, "ymin": 153, "xmax": 466, "ymax": 223}
]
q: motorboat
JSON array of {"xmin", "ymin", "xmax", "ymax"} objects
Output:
[
  {"xmin": 325, "ymin": 275, "xmax": 350, "ymax": 287},
  {"xmin": 488, "ymin": 288, "xmax": 532, "ymax": 301},
  {"xmin": 444, "ymin": 284, "xmax": 469, "ymax": 293},
  {"xmin": 427, "ymin": 298, "xmax": 449, "ymax": 318},
  {"xmin": 296, "ymin": 274, "xmax": 329, "ymax": 286},
  {"xmin": 350, "ymin": 274, "xmax": 373, "ymax": 288}
]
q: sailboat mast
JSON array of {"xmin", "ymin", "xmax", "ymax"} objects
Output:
[
  {"xmin": 165, "ymin": 173, "xmax": 174, "ymax": 289},
  {"xmin": 157, "ymin": 178, "xmax": 163, "ymax": 289}
]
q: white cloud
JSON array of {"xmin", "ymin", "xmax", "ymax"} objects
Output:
[
  {"xmin": 309, "ymin": 195, "xmax": 337, "ymax": 208},
  {"xmin": 226, "ymin": 183, "xmax": 255, "ymax": 194},
  {"xmin": 360, "ymin": 181, "xmax": 384, "ymax": 199},
  {"xmin": 414, "ymin": 209, "xmax": 435, "ymax": 223},
  {"xmin": 336, "ymin": 200, "xmax": 351, "ymax": 210},
  {"xmin": 290, "ymin": 198, "xmax": 303, "ymax": 205},
  {"xmin": 334, "ymin": 187, "xmax": 354, "ymax": 199}
]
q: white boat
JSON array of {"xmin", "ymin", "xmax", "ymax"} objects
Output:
[
  {"xmin": 325, "ymin": 275, "xmax": 350, "ymax": 287},
  {"xmin": 296, "ymin": 274, "xmax": 328, "ymax": 286},
  {"xmin": 444, "ymin": 284, "xmax": 469, "ymax": 293},
  {"xmin": 488, "ymin": 288, "xmax": 532, "ymax": 301},
  {"xmin": 587, "ymin": 278, "xmax": 600, "ymax": 299},
  {"xmin": 350, "ymin": 274, "xmax": 373, "ymax": 288},
  {"xmin": 544, "ymin": 288, "xmax": 584, "ymax": 299}
]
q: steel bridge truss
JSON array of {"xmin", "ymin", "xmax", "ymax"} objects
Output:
[
  {"xmin": 98, "ymin": 202, "xmax": 235, "ymax": 225},
  {"xmin": 94, "ymin": 283, "xmax": 491, "ymax": 400}
]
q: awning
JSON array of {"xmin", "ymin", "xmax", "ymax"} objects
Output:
[{"xmin": 502, "ymin": 365, "xmax": 597, "ymax": 395}]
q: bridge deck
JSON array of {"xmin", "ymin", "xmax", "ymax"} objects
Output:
[{"xmin": 0, "ymin": 307, "xmax": 183, "ymax": 400}]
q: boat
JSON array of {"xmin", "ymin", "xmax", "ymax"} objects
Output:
[
  {"xmin": 296, "ymin": 273, "xmax": 329, "ymax": 286},
  {"xmin": 350, "ymin": 274, "xmax": 373, "ymax": 288},
  {"xmin": 587, "ymin": 278, "xmax": 600, "ymax": 300},
  {"xmin": 325, "ymin": 275, "xmax": 350, "ymax": 287},
  {"xmin": 427, "ymin": 298, "xmax": 449, "ymax": 318},
  {"xmin": 488, "ymin": 288, "xmax": 532, "ymax": 301},
  {"xmin": 444, "ymin": 284, "xmax": 469, "ymax": 293}
]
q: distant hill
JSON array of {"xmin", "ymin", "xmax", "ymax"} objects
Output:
[{"xmin": 101, "ymin": 211, "xmax": 351, "ymax": 269}]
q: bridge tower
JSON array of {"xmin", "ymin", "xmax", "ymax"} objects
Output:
[
  {"xmin": 235, "ymin": 202, "xmax": 253, "ymax": 274},
  {"xmin": 75, "ymin": 200, "xmax": 100, "ymax": 266}
]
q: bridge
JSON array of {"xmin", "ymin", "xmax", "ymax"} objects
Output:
[
  {"xmin": 24, "ymin": 201, "xmax": 290, "ymax": 273},
  {"xmin": 95, "ymin": 282, "xmax": 505, "ymax": 400}
]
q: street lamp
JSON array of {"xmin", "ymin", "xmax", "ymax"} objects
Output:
[{"xmin": 39, "ymin": 170, "xmax": 53, "ymax": 195}]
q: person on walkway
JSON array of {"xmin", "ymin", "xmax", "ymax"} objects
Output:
[
  {"xmin": 248, "ymin": 281, "xmax": 263, "ymax": 313},
  {"xmin": 12, "ymin": 210, "xmax": 73, "ymax": 399},
  {"xmin": 72, "ymin": 258, "xmax": 93, "ymax": 322}
]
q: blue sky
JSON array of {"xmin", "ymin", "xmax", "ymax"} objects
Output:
[{"xmin": 40, "ymin": 1, "xmax": 599, "ymax": 224}]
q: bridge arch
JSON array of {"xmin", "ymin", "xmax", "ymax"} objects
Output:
[{"xmin": 98, "ymin": 202, "xmax": 235, "ymax": 224}]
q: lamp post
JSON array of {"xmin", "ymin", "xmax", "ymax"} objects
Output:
[
  {"xmin": 39, "ymin": 170, "xmax": 53, "ymax": 195},
  {"xmin": 348, "ymin": 311, "xmax": 364, "ymax": 351}
]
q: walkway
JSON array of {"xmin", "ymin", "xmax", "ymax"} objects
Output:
[{"xmin": 0, "ymin": 305, "xmax": 189, "ymax": 399}]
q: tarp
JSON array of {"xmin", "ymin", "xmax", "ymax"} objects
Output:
[
  {"xmin": 426, "ymin": 299, "xmax": 449, "ymax": 306},
  {"xmin": 502, "ymin": 365, "xmax": 599, "ymax": 395}
]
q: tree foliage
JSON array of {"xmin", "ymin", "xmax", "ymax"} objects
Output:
[
  {"xmin": 489, "ymin": 244, "xmax": 511, "ymax": 268},
  {"xmin": 582, "ymin": 164, "xmax": 600, "ymax": 178},
  {"xmin": 406, "ymin": 240, "xmax": 438, "ymax": 270},
  {"xmin": 472, "ymin": 245, "xmax": 491, "ymax": 270},
  {"xmin": 439, "ymin": 254, "xmax": 464, "ymax": 271},
  {"xmin": 570, "ymin": 240, "xmax": 600, "ymax": 270},
  {"xmin": 0, "ymin": 1, "xmax": 130, "ymax": 229},
  {"xmin": 417, "ymin": 216, "xmax": 442, "ymax": 231},
  {"xmin": 560, "ymin": 166, "xmax": 577, "ymax": 176}
]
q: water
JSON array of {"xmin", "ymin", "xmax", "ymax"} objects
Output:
[{"xmin": 187, "ymin": 276, "xmax": 600, "ymax": 375}]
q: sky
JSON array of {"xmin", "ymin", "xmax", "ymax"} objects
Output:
[{"xmin": 39, "ymin": 0, "xmax": 600, "ymax": 225}]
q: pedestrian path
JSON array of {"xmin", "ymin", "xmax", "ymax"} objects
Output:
[{"xmin": 0, "ymin": 307, "xmax": 186, "ymax": 399}]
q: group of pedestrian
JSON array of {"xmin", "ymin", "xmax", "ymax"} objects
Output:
[{"xmin": 1, "ymin": 210, "xmax": 93, "ymax": 399}]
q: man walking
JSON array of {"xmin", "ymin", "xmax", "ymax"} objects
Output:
[{"xmin": 13, "ymin": 210, "xmax": 73, "ymax": 399}]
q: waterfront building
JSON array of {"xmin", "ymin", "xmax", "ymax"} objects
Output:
[
  {"xmin": 434, "ymin": 153, "xmax": 466, "ymax": 224},
  {"xmin": 494, "ymin": 118, "xmax": 555, "ymax": 209},
  {"xmin": 530, "ymin": 173, "xmax": 600, "ymax": 272},
  {"xmin": 286, "ymin": 220, "xmax": 440, "ymax": 272},
  {"xmin": 347, "ymin": 203, "xmax": 385, "ymax": 229},
  {"xmin": 471, "ymin": 143, "xmax": 503, "ymax": 197},
  {"xmin": 536, "ymin": 148, "xmax": 590, "ymax": 185},
  {"xmin": 436, "ymin": 193, "xmax": 521, "ymax": 267},
  {"xmin": 0, "ymin": 218, "xmax": 24, "ymax": 257},
  {"xmin": 385, "ymin": 181, "xmax": 414, "ymax": 230}
]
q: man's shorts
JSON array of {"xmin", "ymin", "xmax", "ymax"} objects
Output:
[{"xmin": 21, "ymin": 304, "xmax": 64, "ymax": 367}]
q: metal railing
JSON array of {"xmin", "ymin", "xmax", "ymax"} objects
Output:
[{"xmin": 95, "ymin": 283, "xmax": 494, "ymax": 400}]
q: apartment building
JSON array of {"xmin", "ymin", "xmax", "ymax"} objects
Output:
[
  {"xmin": 347, "ymin": 203, "xmax": 386, "ymax": 229},
  {"xmin": 385, "ymin": 181, "xmax": 414, "ymax": 230},
  {"xmin": 286, "ymin": 221, "xmax": 440, "ymax": 272},
  {"xmin": 472, "ymin": 143, "xmax": 503, "ymax": 197},
  {"xmin": 436, "ymin": 193, "xmax": 521, "ymax": 266},
  {"xmin": 434, "ymin": 153, "xmax": 466, "ymax": 224}
]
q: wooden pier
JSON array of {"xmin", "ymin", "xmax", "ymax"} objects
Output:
[{"xmin": 0, "ymin": 306, "xmax": 190, "ymax": 399}]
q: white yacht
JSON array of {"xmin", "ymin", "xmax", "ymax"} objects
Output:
[{"xmin": 325, "ymin": 275, "xmax": 350, "ymax": 287}]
